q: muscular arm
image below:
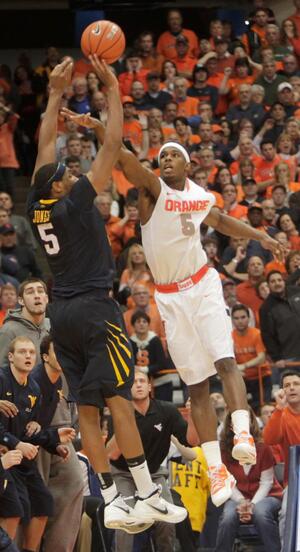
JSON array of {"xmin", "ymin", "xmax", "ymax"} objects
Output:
[
  {"xmin": 204, "ymin": 207, "xmax": 281, "ymax": 257},
  {"xmin": 31, "ymin": 59, "xmax": 73, "ymax": 184}
]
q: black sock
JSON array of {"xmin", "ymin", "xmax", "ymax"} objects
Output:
[
  {"xmin": 97, "ymin": 472, "xmax": 114, "ymax": 490},
  {"xmin": 127, "ymin": 454, "xmax": 146, "ymax": 468}
]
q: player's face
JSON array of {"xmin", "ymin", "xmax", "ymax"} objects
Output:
[
  {"xmin": 9, "ymin": 340, "xmax": 36, "ymax": 374},
  {"xmin": 282, "ymin": 376, "xmax": 300, "ymax": 406},
  {"xmin": 21, "ymin": 282, "xmax": 48, "ymax": 315},
  {"xmin": 131, "ymin": 371, "xmax": 151, "ymax": 400},
  {"xmin": 232, "ymin": 310, "xmax": 249, "ymax": 332},
  {"xmin": 159, "ymin": 147, "xmax": 188, "ymax": 180}
]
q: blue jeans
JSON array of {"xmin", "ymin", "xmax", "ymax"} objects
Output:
[{"xmin": 215, "ymin": 497, "xmax": 281, "ymax": 552}]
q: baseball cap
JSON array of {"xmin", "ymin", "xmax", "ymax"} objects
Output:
[
  {"xmin": 176, "ymin": 34, "xmax": 189, "ymax": 44},
  {"xmin": 146, "ymin": 71, "xmax": 160, "ymax": 80},
  {"xmin": 222, "ymin": 278, "xmax": 236, "ymax": 287},
  {"xmin": 212, "ymin": 124, "xmax": 223, "ymax": 133},
  {"xmin": 194, "ymin": 64, "xmax": 208, "ymax": 74},
  {"xmin": 122, "ymin": 96, "xmax": 134, "ymax": 105},
  {"xmin": 248, "ymin": 202, "xmax": 263, "ymax": 212},
  {"xmin": 278, "ymin": 82, "xmax": 292, "ymax": 93},
  {"xmin": 0, "ymin": 223, "xmax": 15, "ymax": 235}
]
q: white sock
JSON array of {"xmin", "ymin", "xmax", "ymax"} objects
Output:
[
  {"xmin": 202, "ymin": 441, "xmax": 222, "ymax": 468},
  {"xmin": 129, "ymin": 460, "xmax": 156, "ymax": 498},
  {"xmin": 231, "ymin": 410, "xmax": 250, "ymax": 436},
  {"xmin": 98, "ymin": 479, "xmax": 118, "ymax": 505}
]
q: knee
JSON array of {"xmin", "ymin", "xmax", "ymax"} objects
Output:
[
  {"xmin": 252, "ymin": 502, "xmax": 275, "ymax": 522},
  {"xmin": 215, "ymin": 357, "xmax": 236, "ymax": 378},
  {"xmin": 220, "ymin": 502, "xmax": 239, "ymax": 525}
]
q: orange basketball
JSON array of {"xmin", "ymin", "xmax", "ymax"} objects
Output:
[{"xmin": 80, "ymin": 20, "xmax": 126, "ymax": 64}]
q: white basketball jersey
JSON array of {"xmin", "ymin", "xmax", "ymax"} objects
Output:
[{"xmin": 141, "ymin": 177, "xmax": 215, "ymax": 285}]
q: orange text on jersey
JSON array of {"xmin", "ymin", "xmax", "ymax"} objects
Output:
[{"xmin": 165, "ymin": 199, "xmax": 210, "ymax": 212}]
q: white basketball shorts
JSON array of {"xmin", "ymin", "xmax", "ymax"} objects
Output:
[{"xmin": 155, "ymin": 267, "xmax": 235, "ymax": 386}]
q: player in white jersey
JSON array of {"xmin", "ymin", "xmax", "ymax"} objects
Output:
[{"xmin": 62, "ymin": 98, "xmax": 282, "ymax": 508}]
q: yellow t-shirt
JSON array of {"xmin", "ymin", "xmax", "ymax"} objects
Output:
[{"xmin": 171, "ymin": 447, "xmax": 210, "ymax": 532}]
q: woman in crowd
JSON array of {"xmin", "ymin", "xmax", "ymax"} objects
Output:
[
  {"xmin": 215, "ymin": 410, "xmax": 282, "ymax": 552},
  {"xmin": 278, "ymin": 212, "xmax": 300, "ymax": 250},
  {"xmin": 161, "ymin": 60, "xmax": 178, "ymax": 94},
  {"xmin": 119, "ymin": 243, "xmax": 152, "ymax": 294}
]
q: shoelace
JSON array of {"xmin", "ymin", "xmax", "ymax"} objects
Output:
[{"xmin": 209, "ymin": 465, "xmax": 228, "ymax": 495}]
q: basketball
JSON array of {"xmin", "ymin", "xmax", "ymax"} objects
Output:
[{"xmin": 80, "ymin": 20, "xmax": 126, "ymax": 64}]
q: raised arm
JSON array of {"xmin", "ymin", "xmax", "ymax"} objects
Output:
[
  {"xmin": 204, "ymin": 207, "xmax": 283, "ymax": 259},
  {"xmin": 31, "ymin": 59, "xmax": 73, "ymax": 184}
]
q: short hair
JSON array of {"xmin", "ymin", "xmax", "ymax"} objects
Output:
[
  {"xmin": 18, "ymin": 278, "xmax": 47, "ymax": 299},
  {"xmin": 261, "ymin": 140, "xmax": 275, "ymax": 149},
  {"xmin": 266, "ymin": 270, "xmax": 283, "ymax": 283},
  {"xmin": 65, "ymin": 155, "xmax": 80, "ymax": 165},
  {"xmin": 66, "ymin": 134, "xmax": 81, "ymax": 146},
  {"xmin": 286, "ymin": 250, "xmax": 300, "ymax": 273},
  {"xmin": 9, "ymin": 336, "xmax": 35, "ymax": 354},
  {"xmin": 40, "ymin": 333, "xmax": 53, "ymax": 359},
  {"xmin": 0, "ymin": 283, "xmax": 17, "ymax": 298},
  {"xmin": 281, "ymin": 369, "xmax": 300, "ymax": 387},
  {"xmin": 231, "ymin": 303, "xmax": 250, "ymax": 317},
  {"xmin": 131, "ymin": 310, "xmax": 150, "ymax": 326},
  {"xmin": 174, "ymin": 116, "xmax": 188, "ymax": 126}
]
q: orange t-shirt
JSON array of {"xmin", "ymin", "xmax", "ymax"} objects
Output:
[
  {"xmin": 123, "ymin": 303, "xmax": 165, "ymax": 341},
  {"xmin": 73, "ymin": 58, "xmax": 92, "ymax": 77},
  {"xmin": 236, "ymin": 280, "xmax": 263, "ymax": 326},
  {"xmin": 0, "ymin": 120, "xmax": 19, "ymax": 169},
  {"xmin": 111, "ymin": 167, "xmax": 134, "ymax": 198},
  {"xmin": 263, "ymin": 407, "xmax": 300, "ymax": 485},
  {"xmin": 212, "ymin": 191, "xmax": 224, "ymax": 209},
  {"xmin": 228, "ymin": 75, "xmax": 256, "ymax": 105},
  {"xmin": 289, "ymin": 234, "xmax": 300, "ymax": 250},
  {"xmin": 157, "ymin": 29, "xmax": 198, "ymax": 60},
  {"xmin": 123, "ymin": 120, "xmax": 143, "ymax": 150},
  {"xmin": 225, "ymin": 204, "xmax": 248, "ymax": 219},
  {"xmin": 173, "ymin": 55, "xmax": 197, "ymax": 76},
  {"xmin": 230, "ymin": 154, "xmax": 261, "ymax": 177},
  {"xmin": 266, "ymin": 181, "xmax": 300, "ymax": 199},
  {"xmin": 207, "ymin": 73, "xmax": 228, "ymax": 115},
  {"xmin": 232, "ymin": 327, "xmax": 270, "ymax": 380},
  {"xmin": 141, "ymin": 54, "xmax": 165, "ymax": 73},
  {"xmin": 254, "ymin": 155, "xmax": 282, "ymax": 183},
  {"xmin": 118, "ymin": 69, "xmax": 150, "ymax": 96},
  {"xmin": 176, "ymin": 96, "xmax": 199, "ymax": 117},
  {"xmin": 105, "ymin": 216, "xmax": 122, "ymax": 258},
  {"xmin": 110, "ymin": 219, "xmax": 137, "ymax": 247}
]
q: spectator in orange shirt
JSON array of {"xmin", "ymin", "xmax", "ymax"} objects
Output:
[
  {"xmin": 247, "ymin": 8, "xmax": 270, "ymax": 55},
  {"xmin": 118, "ymin": 50, "xmax": 150, "ymax": 96},
  {"xmin": 236, "ymin": 256, "xmax": 265, "ymax": 323},
  {"xmin": 160, "ymin": 60, "xmax": 178, "ymax": 95},
  {"xmin": 137, "ymin": 31, "xmax": 165, "ymax": 73},
  {"xmin": 173, "ymin": 35, "xmax": 197, "ymax": 80},
  {"xmin": 94, "ymin": 192, "xmax": 122, "ymax": 259},
  {"xmin": 123, "ymin": 283, "xmax": 165, "ymax": 341},
  {"xmin": 157, "ymin": 9, "xmax": 198, "ymax": 60},
  {"xmin": 208, "ymin": 19, "xmax": 224, "ymax": 48},
  {"xmin": 206, "ymin": 56, "xmax": 228, "ymax": 115},
  {"xmin": 119, "ymin": 243, "xmax": 152, "ymax": 295},
  {"xmin": 145, "ymin": 127, "xmax": 164, "ymax": 162},
  {"xmin": 222, "ymin": 183, "xmax": 249, "ymax": 219},
  {"xmin": 110, "ymin": 198, "xmax": 139, "ymax": 249},
  {"xmin": 173, "ymin": 77, "xmax": 199, "ymax": 117},
  {"xmin": 122, "ymin": 96, "xmax": 143, "ymax": 153},
  {"xmin": 0, "ymin": 282, "xmax": 18, "ymax": 326},
  {"xmin": 231, "ymin": 303, "xmax": 271, "ymax": 410},
  {"xmin": 0, "ymin": 104, "xmax": 19, "ymax": 198},
  {"xmin": 193, "ymin": 168, "xmax": 224, "ymax": 209},
  {"xmin": 255, "ymin": 140, "xmax": 282, "ymax": 192},
  {"xmin": 198, "ymin": 148, "xmax": 218, "ymax": 185},
  {"xmin": 229, "ymin": 136, "xmax": 260, "ymax": 176},
  {"xmin": 214, "ymin": 37, "xmax": 235, "ymax": 74}
]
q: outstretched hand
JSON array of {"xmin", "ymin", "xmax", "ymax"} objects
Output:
[
  {"xmin": 89, "ymin": 55, "xmax": 119, "ymax": 89},
  {"xmin": 49, "ymin": 58, "xmax": 73, "ymax": 92},
  {"xmin": 260, "ymin": 234, "xmax": 285, "ymax": 262},
  {"xmin": 60, "ymin": 107, "xmax": 102, "ymax": 129}
]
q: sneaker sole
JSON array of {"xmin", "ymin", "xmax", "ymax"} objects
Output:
[
  {"xmin": 211, "ymin": 475, "xmax": 236, "ymax": 508},
  {"xmin": 121, "ymin": 521, "xmax": 154, "ymax": 534},
  {"xmin": 232, "ymin": 443, "xmax": 256, "ymax": 465},
  {"xmin": 134, "ymin": 506, "xmax": 187, "ymax": 524}
]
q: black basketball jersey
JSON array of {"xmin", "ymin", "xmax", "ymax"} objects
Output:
[{"xmin": 27, "ymin": 175, "xmax": 115, "ymax": 298}]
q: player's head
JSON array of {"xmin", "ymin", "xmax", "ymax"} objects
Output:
[
  {"xmin": 32, "ymin": 162, "xmax": 78, "ymax": 201},
  {"xmin": 158, "ymin": 142, "xmax": 190, "ymax": 183},
  {"xmin": 18, "ymin": 278, "xmax": 48, "ymax": 316},
  {"xmin": 40, "ymin": 333, "xmax": 62, "ymax": 373}
]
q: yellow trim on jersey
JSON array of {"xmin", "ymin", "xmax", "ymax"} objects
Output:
[
  {"xmin": 106, "ymin": 345, "xmax": 124, "ymax": 386},
  {"xmin": 106, "ymin": 321, "xmax": 122, "ymax": 333},
  {"xmin": 107, "ymin": 338, "xmax": 130, "ymax": 377},
  {"xmin": 107, "ymin": 329, "xmax": 131, "ymax": 358},
  {"xmin": 39, "ymin": 199, "xmax": 58, "ymax": 205}
]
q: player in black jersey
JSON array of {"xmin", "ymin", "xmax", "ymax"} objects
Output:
[{"xmin": 27, "ymin": 57, "xmax": 187, "ymax": 531}]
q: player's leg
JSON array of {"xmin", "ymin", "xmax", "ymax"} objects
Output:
[
  {"xmin": 106, "ymin": 395, "xmax": 187, "ymax": 524},
  {"xmin": 22, "ymin": 516, "xmax": 48, "ymax": 551}
]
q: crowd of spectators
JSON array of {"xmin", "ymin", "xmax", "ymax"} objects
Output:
[{"xmin": 1, "ymin": 0, "xmax": 300, "ymax": 550}]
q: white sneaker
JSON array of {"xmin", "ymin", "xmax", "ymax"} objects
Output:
[
  {"xmin": 208, "ymin": 464, "xmax": 236, "ymax": 507},
  {"xmin": 232, "ymin": 431, "xmax": 257, "ymax": 466},
  {"xmin": 104, "ymin": 494, "xmax": 140, "ymax": 530},
  {"xmin": 133, "ymin": 485, "xmax": 187, "ymax": 524}
]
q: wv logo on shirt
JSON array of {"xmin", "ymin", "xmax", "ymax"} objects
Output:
[
  {"xmin": 154, "ymin": 423, "xmax": 162, "ymax": 432},
  {"xmin": 27, "ymin": 395, "xmax": 37, "ymax": 410}
]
